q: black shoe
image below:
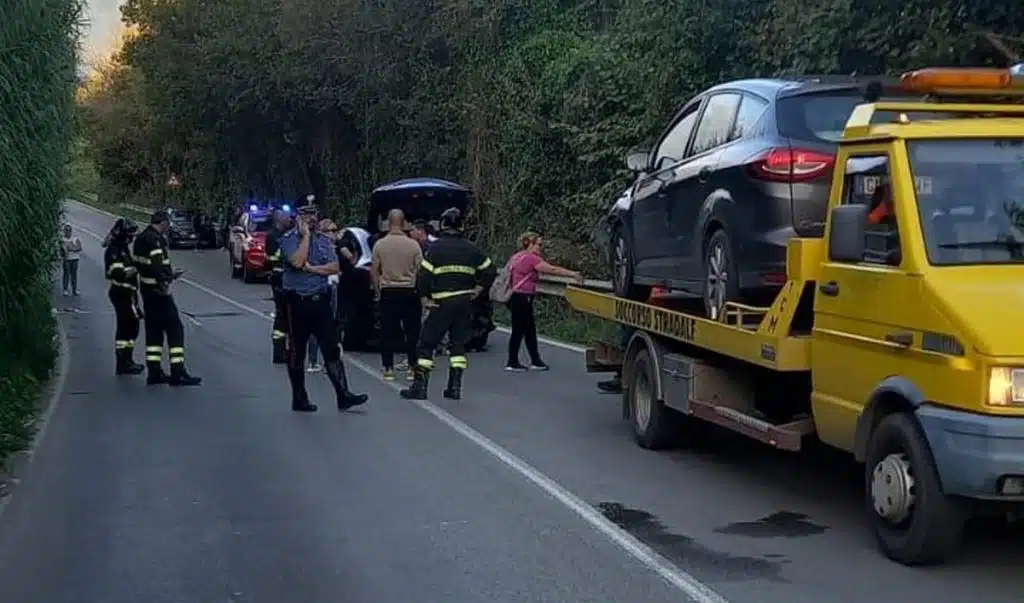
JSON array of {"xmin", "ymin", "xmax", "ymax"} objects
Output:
[
  {"xmin": 400, "ymin": 366, "xmax": 430, "ymax": 400},
  {"xmin": 145, "ymin": 370, "xmax": 168, "ymax": 384},
  {"xmin": 292, "ymin": 399, "xmax": 318, "ymax": 412},
  {"xmin": 324, "ymin": 360, "xmax": 369, "ymax": 410},
  {"xmin": 115, "ymin": 350, "xmax": 145, "ymax": 375},
  {"xmin": 442, "ymin": 367, "xmax": 464, "ymax": 400},
  {"xmin": 169, "ymin": 366, "xmax": 202, "ymax": 387},
  {"xmin": 597, "ymin": 376, "xmax": 622, "ymax": 394}
]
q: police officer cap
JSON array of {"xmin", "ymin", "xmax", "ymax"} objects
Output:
[
  {"xmin": 297, "ymin": 193, "xmax": 317, "ymax": 214},
  {"xmin": 439, "ymin": 207, "xmax": 463, "ymax": 231},
  {"xmin": 150, "ymin": 210, "xmax": 170, "ymax": 224}
]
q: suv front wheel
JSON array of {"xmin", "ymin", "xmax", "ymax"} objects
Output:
[{"xmin": 611, "ymin": 226, "xmax": 651, "ymax": 301}]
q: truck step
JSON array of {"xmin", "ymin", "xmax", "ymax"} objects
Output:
[{"xmin": 686, "ymin": 400, "xmax": 814, "ymax": 451}]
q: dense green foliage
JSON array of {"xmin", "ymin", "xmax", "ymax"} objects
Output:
[
  {"xmin": 79, "ymin": 0, "xmax": 1023, "ymax": 272},
  {"xmin": 0, "ymin": 0, "xmax": 82, "ymax": 462}
]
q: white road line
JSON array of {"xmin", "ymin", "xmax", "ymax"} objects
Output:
[{"xmin": 66, "ymin": 200, "xmax": 730, "ymax": 603}]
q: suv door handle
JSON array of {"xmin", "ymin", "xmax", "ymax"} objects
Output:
[
  {"xmin": 818, "ymin": 281, "xmax": 839, "ymax": 296},
  {"xmin": 885, "ymin": 332, "xmax": 914, "ymax": 347},
  {"xmin": 697, "ymin": 166, "xmax": 711, "ymax": 182}
]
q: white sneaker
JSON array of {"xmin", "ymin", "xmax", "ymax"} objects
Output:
[{"xmin": 307, "ymin": 364, "xmax": 321, "ymax": 373}]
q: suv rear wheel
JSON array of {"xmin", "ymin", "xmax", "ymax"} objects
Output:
[
  {"xmin": 611, "ymin": 226, "xmax": 651, "ymax": 301},
  {"xmin": 703, "ymin": 229, "xmax": 739, "ymax": 321}
]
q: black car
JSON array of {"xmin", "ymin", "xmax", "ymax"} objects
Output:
[
  {"xmin": 604, "ymin": 76, "xmax": 911, "ymax": 319},
  {"xmin": 166, "ymin": 208, "xmax": 199, "ymax": 249},
  {"xmin": 337, "ymin": 178, "xmax": 494, "ymax": 352}
]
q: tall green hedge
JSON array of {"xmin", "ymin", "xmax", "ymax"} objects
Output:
[{"xmin": 0, "ymin": 0, "xmax": 82, "ymax": 463}]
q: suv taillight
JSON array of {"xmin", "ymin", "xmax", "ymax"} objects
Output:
[{"xmin": 750, "ymin": 148, "xmax": 834, "ymax": 182}]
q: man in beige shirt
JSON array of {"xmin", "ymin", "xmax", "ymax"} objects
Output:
[{"xmin": 371, "ymin": 209, "xmax": 424, "ymax": 380}]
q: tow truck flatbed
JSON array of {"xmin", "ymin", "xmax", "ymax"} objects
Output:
[{"xmin": 567, "ymin": 237, "xmax": 823, "ymax": 373}]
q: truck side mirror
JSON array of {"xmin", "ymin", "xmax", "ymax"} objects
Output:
[
  {"xmin": 828, "ymin": 204, "xmax": 868, "ymax": 262},
  {"xmin": 625, "ymin": 149, "xmax": 649, "ymax": 173}
]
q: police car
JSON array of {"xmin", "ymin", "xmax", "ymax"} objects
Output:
[{"xmin": 227, "ymin": 202, "xmax": 291, "ymax": 283}]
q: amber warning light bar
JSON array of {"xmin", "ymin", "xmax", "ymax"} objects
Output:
[{"xmin": 900, "ymin": 64, "xmax": 1024, "ymax": 94}]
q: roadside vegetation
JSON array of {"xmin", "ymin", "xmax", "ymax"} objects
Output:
[
  {"xmin": 75, "ymin": 0, "xmax": 1023, "ymax": 343},
  {"xmin": 0, "ymin": 0, "xmax": 83, "ymax": 465}
]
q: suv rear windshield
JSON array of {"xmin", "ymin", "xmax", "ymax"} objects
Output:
[
  {"xmin": 909, "ymin": 139, "xmax": 1024, "ymax": 265},
  {"xmin": 777, "ymin": 91, "xmax": 945, "ymax": 142}
]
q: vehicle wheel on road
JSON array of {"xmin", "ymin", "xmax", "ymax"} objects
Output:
[
  {"xmin": 611, "ymin": 226, "xmax": 651, "ymax": 301},
  {"xmin": 865, "ymin": 412, "xmax": 966, "ymax": 566},
  {"xmin": 628, "ymin": 348, "xmax": 681, "ymax": 450},
  {"xmin": 702, "ymin": 229, "xmax": 739, "ymax": 322}
]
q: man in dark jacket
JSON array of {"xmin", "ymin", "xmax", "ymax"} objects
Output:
[
  {"xmin": 132, "ymin": 211, "xmax": 201, "ymax": 386},
  {"xmin": 400, "ymin": 207, "xmax": 496, "ymax": 401}
]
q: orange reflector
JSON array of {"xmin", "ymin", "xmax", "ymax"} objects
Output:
[{"xmin": 900, "ymin": 67, "xmax": 1012, "ymax": 93}]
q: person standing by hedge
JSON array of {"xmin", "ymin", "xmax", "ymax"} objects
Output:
[
  {"xmin": 60, "ymin": 224, "xmax": 82, "ymax": 296},
  {"xmin": 505, "ymin": 231, "xmax": 582, "ymax": 372}
]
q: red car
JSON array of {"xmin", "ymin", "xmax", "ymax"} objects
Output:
[{"xmin": 228, "ymin": 206, "xmax": 276, "ymax": 283}]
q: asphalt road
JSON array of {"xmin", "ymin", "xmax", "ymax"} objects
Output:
[{"xmin": 0, "ymin": 200, "xmax": 1021, "ymax": 603}]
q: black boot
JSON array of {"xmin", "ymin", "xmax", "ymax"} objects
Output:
[
  {"xmin": 288, "ymin": 367, "xmax": 318, "ymax": 412},
  {"xmin": 272, "ymin": 337, "xmax": 287, "ymax": 364},
  {"xmin": 443, "ymin": 367, "xmax": 464, "ymax": 400},
  {"xmin": 115, "ymin": 349, "xmax": 144, "ymax": 375},
  {"xmin": 169, "ymin": 363, "xmax": 202, "ymax": 387},
  {"xmin": 400, "ymin": 366, "xmax": 430, "ymax": 400},
  {"xmin": 146, "ymin": 362, "xmax": 169, "ymax": 385},
  {"xmin": 597, "ymin": 373, "xmax": 623, "ymax": 394},
  {"xmin": 325, "ymin": 360, "xmax": 368, "ymax": 410}
]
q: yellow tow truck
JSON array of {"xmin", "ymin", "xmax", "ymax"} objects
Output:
[{"xmin": 567, "ymin": 65, "xmax": 1024, "ymax": 566}]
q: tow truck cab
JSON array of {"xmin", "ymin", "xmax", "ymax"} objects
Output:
[{"xmin": 567, "ymin": 65, "xmax": 1024, "ymax": 567}]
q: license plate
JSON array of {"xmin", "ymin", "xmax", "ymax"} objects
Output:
[{"xmin": 856, "ymin": 176, "xmax": 932, "ymax": 196}]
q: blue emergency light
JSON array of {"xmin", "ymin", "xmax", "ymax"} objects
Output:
[
  {"xmin": 282, "ymin": 204, "xmax": 291, "ymax": 212},
  {"xmin": 249, "ymin": 204, "xmax": 259, "ymax": 212}
]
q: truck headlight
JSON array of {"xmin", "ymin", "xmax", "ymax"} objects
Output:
[{"xmin": 988, "ymin": 367, "xmax": 1024, "ymax": 406}]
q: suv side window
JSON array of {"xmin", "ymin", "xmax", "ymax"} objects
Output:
[
  {"xmin": 691, "ymin": 93, "xmax": 741, "ymax": 155},
  {"xmin": 841, "ymin": 155, "xmax": 901, "ymax": 266},
  {"xmin": 730, "ymin": 94, "xmax": 768, "ymax": 140},
  {"xmin": 653, "ymin": 104, "xmax": 700, "ymax": 169}
]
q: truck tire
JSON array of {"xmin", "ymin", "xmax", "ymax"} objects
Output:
[
  {"xmin": 865, "ymin": 412, "xmax": 966, "ymax": 566},
  {"xmin": 628, "ymin": 348, "xmax": 680, "ymax": 450}
]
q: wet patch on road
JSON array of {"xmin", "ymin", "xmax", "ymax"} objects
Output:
[
  {"xmin": 714, "ymin": 511, "xmax": 828, "ymax": 539},
  {"xmin": 595, "ymin": 501, "xmax": 788, "ymax": 582}
]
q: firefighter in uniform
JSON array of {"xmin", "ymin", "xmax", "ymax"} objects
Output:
[
  {"xmin": 279, "ymin": 199, "xmax": 368, "ymax": 412},
  {"xmin": 265, "ymin": 209, "xmax": 293, "ymax": 363},
  {"xmin": 401, "ymin": 207, "xmax": 496, "ymax": 401},
  {"xmin": 133, "ymin": 211, "xmax": 202, "ymax": 386},
  {"xmin": 103, "ymin": 218, "xmax": 145, "ymax": 375}
]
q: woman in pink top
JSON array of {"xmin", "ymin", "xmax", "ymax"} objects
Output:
[{"xmin": 505, "ymin": 231, "xmax": 582, "ymax": 371}]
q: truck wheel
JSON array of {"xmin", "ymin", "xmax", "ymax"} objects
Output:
[
  {"xmin": 611, "ymin": 227, "xmax": 651, "ymax": 301},
  {"xmin": 865, "ymin": 412, "xmax": 966, "ymax": 566},
  {"xmin": 628, "ymin": 348, "xmax": 680, "ymax": 450}
]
